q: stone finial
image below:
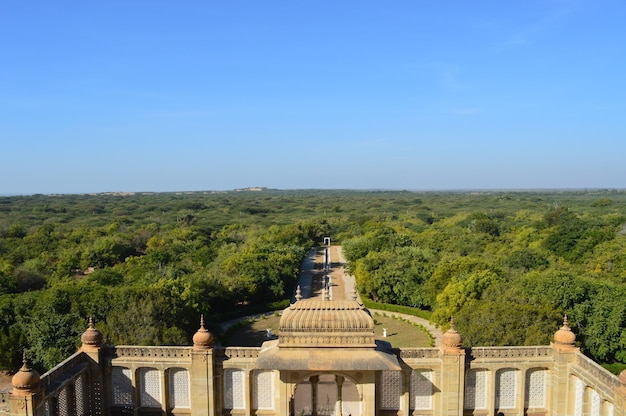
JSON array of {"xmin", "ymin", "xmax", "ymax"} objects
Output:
[
  {"xmin": 442, "ymin": 317, "xmax": 463, "ymax": 353},
  {"xmin": 295, "ymin": 285, "xmax": 302, "ymax": 301},
  {"xmin": 81, "ymin": 316, "xmax": 103, "ymax": 351},
  {"xmin": 12, "ymin": 350, "xmax": 40, "ymax": 395},
  {"xmin": 193, "ymin": 314, "xmax": 214, "ymax": 351},
  {"xmin": 322, "ymin": 286, "xmax": 329, "ymax": 301},
  {"xmin": 553, "ymin": 315, "xmax": 576, "ymax": 349}
]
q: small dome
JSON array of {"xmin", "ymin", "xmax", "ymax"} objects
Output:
[
  {"xmin": 554, "ymin": 316, "xmax": 576, "ymax": 347},
  {"xmin": 193, "ymin": 315, "xmax": 214, "ymax": 350},
  {"xmin": 278, "ymin": 299, "xmax": 376, "ymax": 347},
  {"xmin": 12, "ymin": 352, "xmax": 40, "ymax": 396},
  {"xmin": 442, "ymin": 318, "xmax": 462, "ymax": 352},
  {"xmin": 81, "ymin": 317, "xmax": 103, "ymax": 350}
]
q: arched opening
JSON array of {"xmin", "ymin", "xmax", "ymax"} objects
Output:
[{"xmin": 292, "ymin": 373, "xmax": 361, "ymax": 416}]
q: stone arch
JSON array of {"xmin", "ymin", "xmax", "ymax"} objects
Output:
[{"xmin": 291, "ymin": 372, "xmax": 362, "ymax": 416}]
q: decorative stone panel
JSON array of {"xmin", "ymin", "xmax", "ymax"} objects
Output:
[
  {"xmin": 253, "ymin": 370, "xmax": 274, "ymax": 410},
  {"xmin": 169, "ymin": 368, "xmax": 190, "ymax": 409},
  {"xmin": 74, "ymin": 373, "xmax": 86, "ymax": 415},
  {"xmin": 111, "ymin": 367, "xmax": 134, "ymax": 407},
  {"xmin": 224, "ymin": 369, "xmax": 245, "ymax": 409},
  {"xmin": 410, "ymin": 369, "xmax": 433, "ymax": 410},
  {"xmin": 139, "ymin": 368, "xmax": 162, "ymax": 408},
  {"xmin": 574, "ymin": 377, "xmax": 584, "ymax": 416},
  {"xmin": 57, "ymin": 386, "xmax": 69, "ymax": 416},
  {"xmin": 525, "ymin": 368, "xmax": 546, "ymax": 409},
  {"xmin": 495, "ymin": 368, "xmax": 517, "ymax": 410},
  {"xmin": 464, "ymin": 369, "xmax": 487, "ymax": 409},
  {"xmin": 380, "ymin": 371, "xmax": 402, "ymax": 410}
]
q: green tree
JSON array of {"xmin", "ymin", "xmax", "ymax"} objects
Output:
[{"xmin": 432, "ymin": 269, "xmax": 504, "ymax": 324}]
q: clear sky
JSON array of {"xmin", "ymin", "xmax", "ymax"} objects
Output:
[{"xmin": 1, "ymin": 1, "xmax": 625, "ymax": 194}]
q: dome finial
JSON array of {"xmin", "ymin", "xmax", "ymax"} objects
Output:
[
  {"xmin": 295, "ymin": 285, "xmax": 302, "ymax": 301},
  {"xmin": 553, "ymin": 314, "xmax": 576, "ymax": 349},
  {"xmin": 351, "ymin": 285, "xmax": 358, "ymax": 301},
  {"xmin": 193, "ymin": 314, "xmax": 214, "ymax": 351},
  {"xmin": 441, "ymin": 317, "xmax": 463, "ymax": 353},
  {"xmin": 12, "ymin": 350, "xmax": 40, "ymax": 395},
  {"xmin": 81, "ymin": 316, "xmax": 103, "ymax": 351}
]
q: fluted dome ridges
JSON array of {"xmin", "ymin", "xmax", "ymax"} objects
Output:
[
  {"xmin": 278, "ymin": 299, "xmax": 376, "ymax": 347},
  {"xmin": 12, "ymin": 352, "xmax": 40, "ymax": 395},
  {"xmin": 554, "ymin": 316, "xmax": 576, "ymax": 347},
  {"xmin": 81, "ymin": 317, "xmax": 103, "ymax": 350},
  {"xmin": 193, "ymin": 315, "xmax": 214, "ymax": 350},
  {"xmin": 279, "ymin": 300, "xmax": 375, "ymax": 333},
  {"xmin": 442, "ymin": 318, "xmax": 462, "ymax": 353}
]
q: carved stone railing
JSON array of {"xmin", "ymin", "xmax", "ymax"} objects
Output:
[
  {"xmin": 40, "ymin": 351, "xmax": 90, "ymax": 393},
  {"xmin": 103, "ymin": 346, "xmax": 192, "ymax": 361},
  {"xmin": 468, "ymin": 346, "xmax": 553, "ymax": 361},
  {"xmin": 575, "ymin": 352, "xmax": 620, "ymax": 390},
  {"xmin": 215, "ymin": 347, "xmax": 260, "ymax": 360},
  {"xmin": 397, "ymin": 348, "xmax": 440, "ymax": 359}
]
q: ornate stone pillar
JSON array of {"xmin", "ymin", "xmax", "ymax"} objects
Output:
[
  {"xmin": 80, "ymin": 318, "xmax": 105, "ymax": 415},
  {"xmin": 440, "ymin": 320, "xmax": 466, "ymax": 416},
  {"xmin": 551, "ymin": 316, "xmax": 578, "ymax": 416},
  {"xmin": 191, "ymin": 316, "xmax": 216, "ymax": 416}
]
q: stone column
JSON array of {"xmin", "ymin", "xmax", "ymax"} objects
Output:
[
  {"xmin": 190, "ymin": 350, "xmax": 215, "ymax": 416},
  {"xmin": 360, "ymin": 372, "xmax": 376, "ymax": 416},
  {"xmin": 160, "ymin": 370, "xmax": 168, "ymax": 415},
  {"xmin": 518, "ymin": 368, "xmax": 527, "ymax": 414},
  {"xmin": 614, "ymin": 371, "xmax": 626, "ymax": 416},
  {"xmin": 440, "ymin": 351, "xmax": 465, "ymax": 416},
  {"xmin": 551, "ymin": 316, "xmax": 579, "ymax": 416},
  {"xmin": 486, "ymin": 370, "xmax": 495, "ymax": 416},
  {"xmin": 550, "ymin": 344, "xmax": 578, "ymax": 416},
  {"xmin": 401, "ymin": 369, "xmax": 411, "ymax": 416},
  {"xmin": 440, "ymin": 321, "xmax": 466, "ymax": 416},
  {"xmin": 244, "ymin": 369, "xmax": 252, "ymax": 416},
  {"xmin": 336, "ymin": 375, "xmax": 344, "ymax": 416},
  {"xmin": 310, "ymin": 375, "xmax": 319, "ymax": 416}
]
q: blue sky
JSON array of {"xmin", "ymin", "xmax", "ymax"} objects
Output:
[{"xmin": 1, "ymin": 1, "xmax": 625, "ymax": 194}]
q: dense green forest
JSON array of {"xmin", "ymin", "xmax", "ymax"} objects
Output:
[{"xmin": 1, "ymin": 189, "xmax": 626, "ymax": 373}]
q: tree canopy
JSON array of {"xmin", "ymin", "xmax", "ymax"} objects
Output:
[{"xmin": 2, "ymin": 189, "xmax": 626, "ymax": 371}]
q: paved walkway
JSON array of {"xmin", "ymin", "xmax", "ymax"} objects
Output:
[
  {"xmin": 223, "ymin": 245, "xmax": 443, "ymax": 346},
  {"xmin": 297, "ymin": 245, "xmax": 442, "ymax": 346}
]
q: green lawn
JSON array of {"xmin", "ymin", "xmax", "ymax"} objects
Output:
[
  {"xmin": 222, "ymin": 313, "xmax": 432, "ymax": 348},
  {"xmin": 372, "ymin": 313, "xmax": 432, "ymax": 348}
]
